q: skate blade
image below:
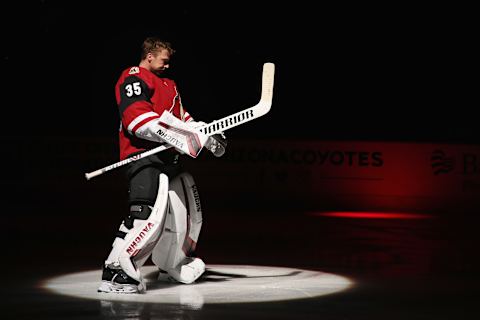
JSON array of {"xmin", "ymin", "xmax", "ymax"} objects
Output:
[{"xmin": 97, "ymin": 281, "xmax": 145, "ymax": 294}]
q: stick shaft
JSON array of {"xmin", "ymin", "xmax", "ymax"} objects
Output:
[
  {"xmin": 85, "ymin": 144, "xmax": 171, "ymax": 180},
  {"xmin": 85, "ymin": 62, "xmax": 274, "ymax": 180}
]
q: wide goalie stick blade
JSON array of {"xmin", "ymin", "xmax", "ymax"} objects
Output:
[
  {"xmin": 197, "ymin": 62, "xmax": 275, "ymax": 136},
  {"xmin": 85, "ymin": 62, "xmax": 275, "ymax": 180}
]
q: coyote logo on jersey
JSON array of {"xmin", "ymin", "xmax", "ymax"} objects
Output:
[{"xmin": 128, "ymin": 67, "xmax": 140, "ymax": 75}]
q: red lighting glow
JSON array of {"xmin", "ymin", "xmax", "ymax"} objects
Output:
[{"xmin": 309, "ymin": 212, "xmax": 435, "ymax": 220}]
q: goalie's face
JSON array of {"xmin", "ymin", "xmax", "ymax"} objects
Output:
[{"xmin": 148, "ymin": 49, "xmax": 171, "ymax": 75}]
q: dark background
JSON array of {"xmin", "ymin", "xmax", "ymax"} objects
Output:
[
  {"xmin": 2, "ymin": 3, "xmax": 478, "ymax": 242},
  {"xmin": 1, "ymin": 2, "xmax": 479, "ymax": 319},
  {"xmin": 3, "ymin": 1, "xmax": 478, "ymax": 144}
]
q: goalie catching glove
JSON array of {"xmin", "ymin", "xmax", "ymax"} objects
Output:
[
  {"xmin": 205, "ymin": 133, "xmax": 227, "ymax": 157},
  {"xmin": 189, "ymin": 120, "xmax": 227, "ymax": 157}
]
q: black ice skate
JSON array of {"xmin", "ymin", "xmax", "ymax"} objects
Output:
[{"xmin": 97, "ymin": 263, "xmax": 146, "ymax": 294}]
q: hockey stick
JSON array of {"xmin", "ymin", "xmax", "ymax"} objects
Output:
[{"xmin": 85, "ymin": 62, "xmax": 274, "ymax": 180}]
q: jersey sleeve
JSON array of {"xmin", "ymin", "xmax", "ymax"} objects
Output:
[{"xmin": 116, "ymin": 72, "xmax": 161, "ymax": 137}]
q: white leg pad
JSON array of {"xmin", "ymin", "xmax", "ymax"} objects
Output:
[
  {"xmin": 105, "ymin": 173, "xmax": 170, "ymax": 284},
  {"xmin": 167, "ymin": 257, "xmax": 205, "ymax": 284},
  {"xmin": 152, "ymin": 172, "xmax": 204, "ymax": 283}
]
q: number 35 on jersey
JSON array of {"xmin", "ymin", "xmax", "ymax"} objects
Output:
[{"xmin": 125, "ymin": 82, "xmax": 142, "ymax": 97}]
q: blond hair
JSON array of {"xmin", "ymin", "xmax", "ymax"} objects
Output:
[{"xmin": 140, "ymin": 37, "xmax": 175, "ymax": 60}]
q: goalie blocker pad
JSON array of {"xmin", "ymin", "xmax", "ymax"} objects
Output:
[
  {"xmin": 156, "ymin": 112, "xmax": 209, "ymax": 158},
  {"xmin": 151, "ymin": 172, "xmax": 204, "ymax": 282}
]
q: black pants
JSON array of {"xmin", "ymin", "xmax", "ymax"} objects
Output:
[{"xmin": 125, "ymin": 151, "xmax": 182, "ymax": 206}]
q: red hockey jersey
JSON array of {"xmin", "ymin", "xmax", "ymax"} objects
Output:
[{"xmin": 115, "ymin": 66, "xmax": 192, "ymax": 160}]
